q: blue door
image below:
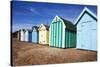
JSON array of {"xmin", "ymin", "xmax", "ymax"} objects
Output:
[
  {"xmin": 29, "ymin": 32, "xmax": 32, "ymax": 42},
  {"xmin": 32, "ymin": 31, "xmax": 38, "ymax": 43}
]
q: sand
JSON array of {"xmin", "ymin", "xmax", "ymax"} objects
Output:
[{"xmin": 12, "ymin": 38, "xmax": 97, "ymax": 66}]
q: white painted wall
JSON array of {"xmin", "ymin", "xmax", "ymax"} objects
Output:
[
  {"xmin": 20, "ymin": 30, "xmax": 25, "ymax": 41},
  {"xmin": 77, "ymin": 13, "xmax": 97, "ymax": 51}
]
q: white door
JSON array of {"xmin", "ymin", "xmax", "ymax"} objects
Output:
[
  {"xmin": 21, "ymin": 31, "xmax": 24, "ymax": 41},
  {"xmin": 81, "ymin": 29, "xmax": 90, "ymax": 50},
  {"xmin": 78, "ymin": 21, "xmax": 91, "ymax": 50}
]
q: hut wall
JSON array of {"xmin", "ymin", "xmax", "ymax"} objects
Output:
[{"xmin": 77, "ymin": 11, "xmax": 97, "ymax": 51}]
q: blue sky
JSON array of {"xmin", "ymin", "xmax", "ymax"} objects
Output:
[{"xmin": 12, "ymin": 1, "xmax": 97, "ymax": 32}]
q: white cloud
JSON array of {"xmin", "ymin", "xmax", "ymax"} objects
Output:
[
  {"xmin": 12, "ymin": 24, "xmax": 36, "ymax": 32},
  {"xmin": 29, "ymin": 7, "xmax": 40, "ymax": 15}
]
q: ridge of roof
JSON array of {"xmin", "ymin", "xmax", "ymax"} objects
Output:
[
  {"xmin": 52, "ymin": 15, "xmax": 76, "ymax": 31},
  {"xmin": 38, "ymin": 24, "xmax": 49, "ymax": 30},
  {"xmin": 75, "ymin": 7, "xmax": 97, "ymax": 25},
  {"xmin": 32, "ymin": 26, "xmax": 39, "ymax": 30}
]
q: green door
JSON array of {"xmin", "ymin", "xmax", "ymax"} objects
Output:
[
  {"xmin": 56, "ymin": 21, "xmax": 63, "ymax": 48},
  {"xmin": 51, "ymin": 22, "xmax": 56, "ymax": 47},
  {"xmin": 51, "ymin": 21, "xmax": 63, "ymax": 48}
]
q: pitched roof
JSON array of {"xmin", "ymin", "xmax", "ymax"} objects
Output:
[
  {"xmin": 61, "ymin": 17, "xmax": 76, "ymax": 31},
  {"xmin": 25, "ymin": 29, "xmax": 32, "ymax": 32},
  {"xmin": 32, "ymin": 26, "xmax": 39, "ymax": 31},
  {"xmin": 43, "ymin": 24, "xmax": 49, "ymax": 30},
  {"xmin": 38, "ymin": 24, "xmax": 49, "ymax": 30},
  {"xmin": 75, "ymin": 7, "xmax": 97, "ymax": 25},
  {"xmin": 52, "ymin": 16, "xmax": 76, "ymax": 31},
  {"xmin": 19, "ymin": 29, "xmax": 25, "ymax": 32}
]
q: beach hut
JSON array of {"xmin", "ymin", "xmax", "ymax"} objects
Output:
[
  {"xmin": 24, "ymin": 29, "xmax": 32, "ymax": 42},
  {"xmin": 75, "ymin": 7, "xmax": 97, "ymax": 51},
  {"xmin": 17, "ymin": 31, "xmax": 20, "ymax": 40},
  {"xmin": 12, "ymin": 31, "xmax": 20, "ymax": 40},
  {"xmin": 20, "ymin": 29, "xmax": 25, "ymax": 41},
  {"xmin": 49, "ymin": 16, "xmax": 76, "ymax": 48},
  {"xmin": 32, "ymin": 26, "xmax": 39, "ymax": 43},
  {"xmin": 38, "ymin": 24, "xmax": 49, "ymax": 45}
]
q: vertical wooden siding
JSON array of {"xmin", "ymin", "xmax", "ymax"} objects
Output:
[
  {"xmin": 50, "ymin": 20, "xmax": 63, "ymax": 48},
  {"xmin": 65, "ymin": 30, "xmax": 76, "ymax": 48},
  {"xmin": 50, "ymin": 16, "xmax": 76, "ymax": 48}
]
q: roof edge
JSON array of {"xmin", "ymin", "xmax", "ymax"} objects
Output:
[{"xmin": 74, "ymin": 7, "xmax": 97, "ymax": 25}]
